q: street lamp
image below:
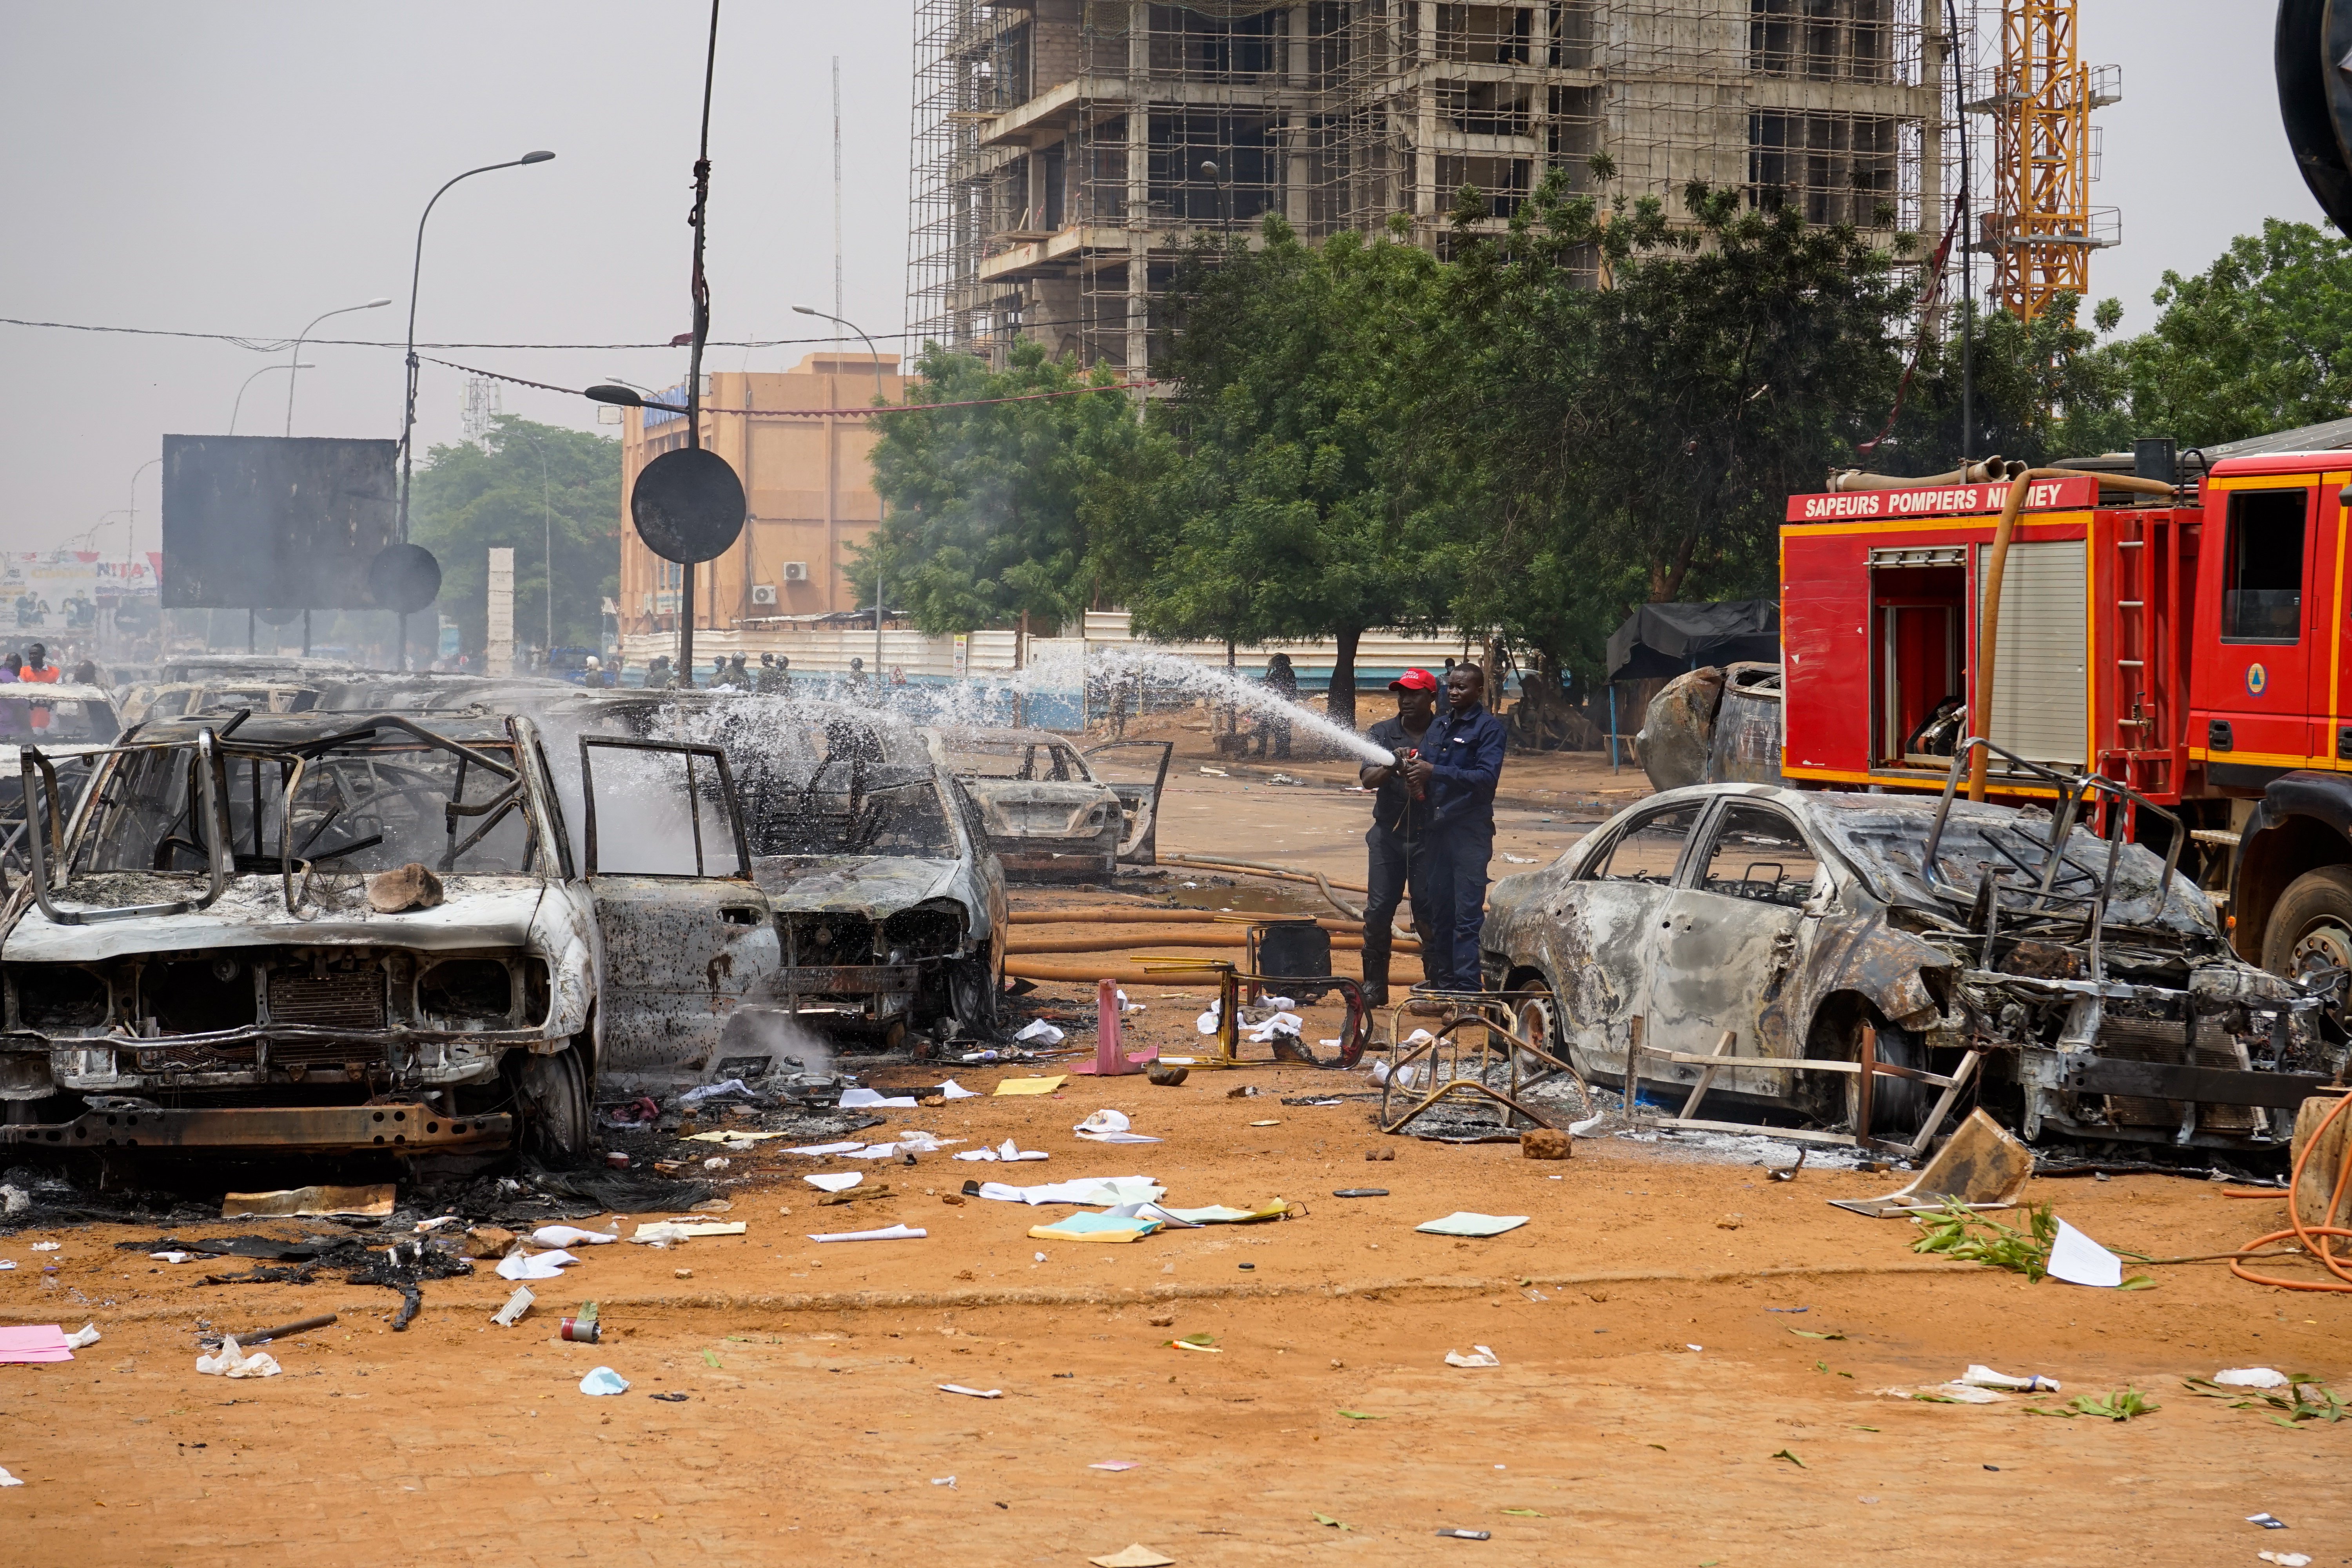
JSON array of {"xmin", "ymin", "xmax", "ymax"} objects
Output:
[
  {"xmin": 230, "ymin": 363, "xmax": 314, "ymax": 434},
  {"xmin": 285, "ymin": 297, "xmax": 392, "ymax": 436},
  {"xmin": 395, "ymin": 150, "xmax": 555, "ymax": 670},
  {"xmin": 1200, "ymin": 159, "xmax": 1234, "ymax": 233},
  {"xmin": 791, "ymin": 304, "xmax": 890, "ymax": 674}
]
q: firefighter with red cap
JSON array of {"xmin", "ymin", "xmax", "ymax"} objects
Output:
[{"xmin": 1355, "ymin": 668, "xmax": 1442, "ymax": 1004}]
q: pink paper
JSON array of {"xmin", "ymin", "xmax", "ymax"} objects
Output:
[{"xmin": 0, "ymin": 1326, "xmax": 73, "ymax": 1363}]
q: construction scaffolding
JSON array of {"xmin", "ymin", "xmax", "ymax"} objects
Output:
[{"xmin": 907, "ymin": 3, "xmax": 1954, "ymax": 372}]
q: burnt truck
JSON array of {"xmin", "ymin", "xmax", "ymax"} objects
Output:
[
  {"xmin": 1483, "ymin": 759, "xmax": 2345, "ymax": 1151},
  {"xmin": 0, "ymin": 710, "xmax": 787, "ymax": 1159}
]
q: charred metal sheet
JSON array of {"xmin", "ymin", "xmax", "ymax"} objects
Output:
[
  {"xmin": 1800, "ymin": 912, "xmax": 1954, "ymax": 1030},
  {"xmin": 782, "ymin": 964, "xmax": 920, "ymax": 994},
  {"xmin": 2022, "ymin": 1049, "xmax": 2328, "ymax": 1111},
  {"xmin": 0, "ymin": 1102, "xmax": 511, "ymax": 1152},
  {"xmin": 1635, "ymin": 667, "xmax": 1724, "ymax": 791}
]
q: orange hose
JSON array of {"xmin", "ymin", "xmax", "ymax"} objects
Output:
[{"xmin": 2230, "ymin": 1091, "xmax": 2352, "ymax": 1292}]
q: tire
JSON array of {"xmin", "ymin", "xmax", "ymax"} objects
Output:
[
  {"xmin": 2260, "ymin": 865, "xmax": 2352, "ymax": 988},
  {"xmin": 1806, "ymin": 1000, "xmax": 1928, "ymax": 1137},
  {"xmin": 949, "ymin": 939, "xmax": 1000, "ymax": 1036},
  {"xmin": 513, "ymin": 1045, "xmax": 591, "ymax": 1164}
]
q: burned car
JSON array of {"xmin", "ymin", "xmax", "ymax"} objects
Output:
[
  {"xmin": 0, "ymin": 709, "xmax": 782, "ymax": 1157},
  {"xmin": 923, "ymin": 727, "xmax": 1168, "ymax": 882},
  {"xmin": 0, "ymin": 682, "xmax": 122, "ymax": 875},
  {"xmin": 556, "ymin": 693, "xmax": 1009, "ymax": 1050},
  {"xmin": 1482, "ymin": 779, "xmax": 2343, "ymax": 1149}
]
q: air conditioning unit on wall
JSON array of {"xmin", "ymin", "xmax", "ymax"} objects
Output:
[
  {"xmin": 781, "ymin": 561, "xmax": 809, "ymax": 582},
  {"xmin": 750, "ymin": 584, "xmax": 778, "ymax": 606}
]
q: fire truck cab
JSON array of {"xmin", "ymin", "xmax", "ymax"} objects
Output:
[{"xmin": 1780, "ymin": 449, "xmax": 2352, "ymax": 989}]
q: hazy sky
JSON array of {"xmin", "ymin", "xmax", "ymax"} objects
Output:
[{"xmin": 0, "ymin": 1, "xmax": 2316, "ymax": 553}]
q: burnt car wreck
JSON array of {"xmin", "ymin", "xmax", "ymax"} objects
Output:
[{"xmin": 1483, "ymin": 754, "xmax": 2345, "ymax": 1153}]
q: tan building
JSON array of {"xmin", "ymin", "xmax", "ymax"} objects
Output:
[{"xmin": 617, "ymin": 352, "xmax": 904, "ymax": 644}]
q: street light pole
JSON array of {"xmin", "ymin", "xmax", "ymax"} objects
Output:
[
  {"xmin": 791, "ymin": 304, "xmax": 890, "ymax": 677},
  {"xmin": 230, "ymin": 363, "xmax": 313, "ymax": 434},
  {"xmin": 285, "ymin": 297, "xmax": 392, "ymax": 437},
  {"xmin": 396, "ymin": 150, "xmax": 554, "ymax": 670}
]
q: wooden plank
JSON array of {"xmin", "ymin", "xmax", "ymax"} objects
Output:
[
  {"xmin": 1648, "ymin": 1051, "xmax": 1860, "ymax": 1073},
  {"xmin": 1856, "ymin": 1025, "xmax": 1877, "ymax": 1152},
  {"xmin": 1651, "ymin": 1117, "xmax": 1860, "ymax": 1147},
  {"xmin": 1902, "ymin": 1050, "xmax": 1984, "ymax": 1161},
  {"xmin": 1677, "ymin": 1029, "xmax": 1737, "ymax": 1121}
]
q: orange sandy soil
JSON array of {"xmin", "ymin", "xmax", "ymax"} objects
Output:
[{"xmin": 2, "ymin": 775, "xmax": 2348, "ymax": 1567}]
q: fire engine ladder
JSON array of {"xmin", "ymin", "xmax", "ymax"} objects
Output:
[{"xmin": 2096, "ymin": 511, "xmax": 2171, "ymax": 835}]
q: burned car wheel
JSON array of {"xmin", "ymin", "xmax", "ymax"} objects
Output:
[
  {"xmin": 1805, "ymin": 1000, "xmax": 1929, "ymax": 1137},
  {"xmin": 513, "ymin": 1046, "xmax": 591, "ymax": 1163},
  {"xmin": 2262, "ymin": 866, "xmax": 2352, "ymax": 998},
  {"xmin": 949, "ymin": 940, "xmax": 1001, "ymax": 1034}
]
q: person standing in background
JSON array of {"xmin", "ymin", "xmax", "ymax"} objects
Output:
[{"xmin": 1256, "ymin": 652, "xmax": 1297, "ymax": 760}]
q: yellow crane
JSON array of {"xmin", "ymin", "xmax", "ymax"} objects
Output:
[{"xmin": 1974, "ymin": 0, "xmax": 2118, "ymax": 323}]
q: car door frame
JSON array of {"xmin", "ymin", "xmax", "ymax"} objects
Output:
[
  {"xmin": 1540, "ymin": 797, "xmax": 1707, "ymax": 1082},
  {"xmin": 1643, "ymin": 795, "xmax": 1831, "ymax": 1101},
  {"xmin": 577, "ymin": 735, "xmax": 779, "ymax": 1083},
  {"xmin": 1081, "ymin": 739, "xmax": 1174, "ymax": 864}
]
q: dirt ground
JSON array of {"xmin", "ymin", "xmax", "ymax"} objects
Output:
[{"xmin": 2, "ymin": 747, "xmax": 2348, "ymax": 1567}]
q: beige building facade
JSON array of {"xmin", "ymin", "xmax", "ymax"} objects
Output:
[{"xmin": 617, "ymin": 352, "xmax": 904, "ymax": 644}]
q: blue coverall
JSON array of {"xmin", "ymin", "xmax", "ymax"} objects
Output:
[{"xmin": 1418, "ymin": 699, "xmax": 1507, "ymax": 990}]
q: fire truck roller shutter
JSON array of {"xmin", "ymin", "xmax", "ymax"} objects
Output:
[{"xmin": 1972, "ymin": 539, "xmax": 2088, "ymax": 768}]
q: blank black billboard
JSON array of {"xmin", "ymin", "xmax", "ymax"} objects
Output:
[{"xmin": 160, "ymin": 435, "xmax": 402, "ymax": 610}]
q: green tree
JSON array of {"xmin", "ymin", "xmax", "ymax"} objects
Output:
[
  {"xmin": 1889, "ymin": 290, "xmax": 2132, "ymax": 469},
  {"xmin": 2116, "ymin": 219, "xmax": 2352, "ymax": 448},
  {"xmin": 1125, "ymin": 218, "xmax": 1455, "ymax": 727},
  {"xmin": 408, "ymin": 416, "xmax": 620, "ymax": 659},
  {"xmin": 1434, "ymin": 167, "xmax": 1919, "ymax": 702},
  {"xmin": 862, "ymin": 342, "xmax": 1172, "ymax": 636}
]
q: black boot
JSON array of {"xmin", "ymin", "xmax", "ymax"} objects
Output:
[{"xmin": 1360, "ymin": 947, "xmax": 1390, "ymax": 1009}]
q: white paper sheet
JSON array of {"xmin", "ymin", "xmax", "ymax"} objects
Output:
[
  {"xmin": 1445, "ymin": 1345, "xmax": 1501, "ymax": 1368},
  {"xmin": 808, "ymin": 1224, "xmax": 928, "ymax": 1243},
  {"xmin": 937, "ymin": 1078, "xmax": 979, "ymax": 1099},
  {"xmin": 785, "ymin": 1141, "xmax": 867, "ymax": 1156},
  {"xmin": 804, "ymin": 1172, "xmax": 865, "ymax": 1192},
  {"xmin": 496, "ymin": 1249, "xmax": 579, "ymax": 1280},
  {"xmin": 938, "ymin": 1383, "xmax": 1002, "ymax": 1397},
  {"xmin": 2046, "ymin": 1217, "xmax": 2123, "ymax": 1288},
  {"xmin": 530, "ymin": 1225, "xmax": 617, "ymax": 1248},
  {"xmin": 1102, "ymin": 1200, "xmax": 1200, "ymax": 1229},
  {"xmin": 973, "ymin": 1176, "xmax": 1165, "ymax": 1207},
  {"xmin": 1074, "ymin": 1109, "xmax": 1163, "ymax": 1144},
  {"xmin": 1014, "ymin": 1019, "xmax": 1065, "ymax": 1045},
  {"xmin": 839, "ymin": 1087, "xmax": 917, "ymax": 1109},
  {"xmin": 954, "ymin": 1138, "xmax": 1050, "ymax": 1163}
]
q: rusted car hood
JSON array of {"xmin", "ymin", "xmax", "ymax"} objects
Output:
[
  {"xmin": 751, "ymin": 855, "xmax": 962, "ymax": 914},
  {"xmin": 0, "ymin": 875, "xmax": 551, "ymax": 962}
]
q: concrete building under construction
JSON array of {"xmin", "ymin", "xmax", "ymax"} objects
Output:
[{"xmin": 908, "ymin": 1, "xmax": 1954, "ymax": 370}]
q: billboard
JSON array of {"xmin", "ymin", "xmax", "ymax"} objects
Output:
[
  {"xmin": 159, "ymin": 434, "xmax": 401, "ymax": 610},
  {"xmin": 0, "ymin": 552, "xmax": 159, "ymax": 633}
]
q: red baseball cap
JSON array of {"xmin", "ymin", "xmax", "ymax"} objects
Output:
[{"xmin": 1388, "ymin": 668, "xmax": 1438, "ymax": 693}]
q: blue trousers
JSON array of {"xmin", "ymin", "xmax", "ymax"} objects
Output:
[{"xmin": 1422, "ymin": 821, "xmax": 1494, "ymax": 991}]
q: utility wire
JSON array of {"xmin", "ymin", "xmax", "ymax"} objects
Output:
[
  {"xmin": 420, "ymin": 355, "xmax": 1150, "ymax": 417},
  {"xmin": 0, "ymin": 314, "xmax": 1093, "ymax": 352}
]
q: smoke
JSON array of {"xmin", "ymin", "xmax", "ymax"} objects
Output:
[{"xmin": 718, "ymin": 1004, "xmax": 835, "ymax": 1082}]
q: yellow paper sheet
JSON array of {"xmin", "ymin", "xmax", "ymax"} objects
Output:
[{"xmin": 992, "ymin": 1075, "xmax": 1068, "ymax": 1096}]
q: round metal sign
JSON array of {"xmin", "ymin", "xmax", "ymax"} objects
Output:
[
  {"xmin": 367, "ymin": 543, "xmax": 443, "ymax": 614},
  {"xmin": 630, "ymin": 446, "xmax": 746, "ymax": 565}
]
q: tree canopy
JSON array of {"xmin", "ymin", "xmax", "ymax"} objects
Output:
[{"xmin": 409, "ymin": 415, "xmax": 620, "ymax": 658}]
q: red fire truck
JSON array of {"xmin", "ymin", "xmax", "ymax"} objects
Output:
[{"xmin": 1780, "ymin": 447, "xmax": 2352, "ymax": 987}]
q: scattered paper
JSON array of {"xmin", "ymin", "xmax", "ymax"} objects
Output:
[
  {"xmin": 1029, "ymin": 1212, "xmax": 1162, "ymax": 1243},
  {"xmin": 2216, "ymin": 1367, "xmax": 2289, "ymax": 1389},
  {"xmin": 491, "ymin": 1287, "xmax": 534, "ymax": 1327},
  {"xmin": 685, "ymin": 1129, "xmax": 793, "ymax": 1145},
  {"xmin": 630, "ymin": 1221, "xmax": 747, "ymax": 1243},
  {"xmin": 2260, "ymin": 1552, "xmax": 2312, "ymax": 1567},
  {"xmin": 1445, "ymin": 1345, "xmax": 1501, "ymax": 1368},
  {"xmin": 0, "ymin": 1468, "xmax": 19, "ymax": 1487},
  {"xmin": 1961, "ymin": 1364, "xmax": 2058, "ymax": 1392},
  {"xmin": 578, "ymin": 1367, "xmax": 630, "ymax": 1396},
  {"xmin": 1196, "ymin": 1003, "xmax": 1221, "ymax": 1035},
  {"xmin": 805, "ymin": 1172, "xmax": 865, "ymax": 1192},
  {"xmin": 2046, "ymin": 1217, "xmax": 2123, "ymax": 1288},
  {"xmin": 149, "ymin": 1251, "xmax": 191, "ymax": 1265},
  {"xmin": 0, "ymin": 1326, "xmax": 73, "ymax": 1365},
  {"xmin": 1075, "ymin": 1109, "xmax": 1162, "ymax": 1144},
  {"xmin": 1089, "ymin": 1546, "xmax": 1176, "ymax": 1568},
  {"xmin": 954, "ymin": 1139, "xmax": 1049, "ymax": 1163},
  {"xmin": 1879, "ymin": 1383, "xmax": 2005, "ymax": 1404},
  {"xmin": 993, "ymin": 1076, "xmax": 1068, "ymax": 1096},
  {"xmin": 937, "ymin": 1078, "xmax": 979, "ymax": 1099},
  {"xmin": 973, "ymin": 1176, "xmax": 1166, "ymax": 1207},
  {"xmin": 28, "ymin": 1243, "xmax": 58, "ymax": 1253},
  {"xmin": 1243, "ymin": 1011, "xmax": 1304, "ymax": 1044},
  {"xmin": 195, "ymin": 1335, "xmax": 280, "ymax": 1379},
  {"xmin": 1103, "ymin": 1201, "xmax": 1200, "ymax": 1229},
  {"xmin": 840, "ymin": 1087, "xmax": 917, "ymax": 1109},
  {"xmin": 530, "ymin": 1225, "xmax": 617, "ymax": 1248},
  {"xmin": 1090, "ymin": 1460, "xmax": 1140, "ymax": 1472},
  {"xmin": 497, "ymin": 1249, "xmax": 579, "ymax": 1281},
  {"xmin": 1014, "ymin": 1019, "xmax": 1065, "ymax": 1045},
  {"xmin": 931, "ymin": 1476, "xmax": 956, "ymax": 1487},
  {"xmin": 938, "ymin": 1383, "xmax": 1002, "ymax": 1398},
  {"xmin": 1159, "ymin": 1200, "xmax": 1292, "ymax": 1225},
  {"xmin": 785, "ymin": 1141, "xmax": 867, "ymax": 1156},
  {"xmin": 62, "ymin": 1324, "xmax": 99, "ymax": 1350},
  {"xmin": 221, "ymin": 1183, "xmax": 394, "ymax": 1218},
  {"xmin": 680, "ymin": 1079, "xmax": 753, "ymax": 1103},
  {"xmin": 809, "ymin": 1224, "xmax": 927, "ymax": 1243},
  {"xmin": 1415, "ymin": 1212, "xmax": 1529, "ymax": 1238}
]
